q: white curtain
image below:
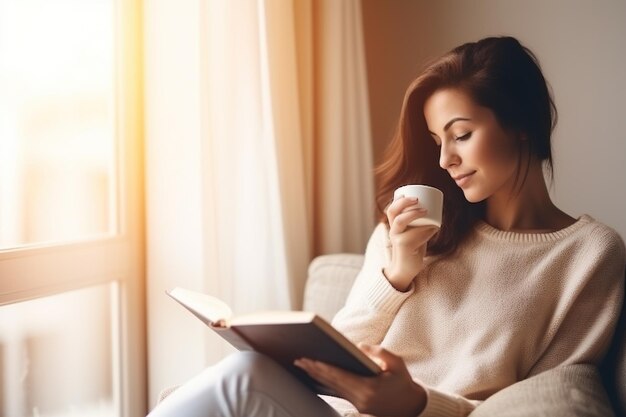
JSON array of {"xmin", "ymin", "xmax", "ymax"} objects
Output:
[
  {"xmin": 313, "ymin": 0, "xmax": 375, "ymax": 256},
  {"xmin": 200, "ymin": 0, "xmax": 374, "ymax": 333}
]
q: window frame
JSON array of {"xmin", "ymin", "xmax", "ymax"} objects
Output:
[{"xmin": 0, "ymin": 0, "xmax": 146, "ymax": 415}]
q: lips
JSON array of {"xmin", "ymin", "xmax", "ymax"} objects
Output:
[{"xmin": 452, "ymin": 171, "xmax": 475, "ymax": 187}]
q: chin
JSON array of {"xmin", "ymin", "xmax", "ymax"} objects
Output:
[{"xmin": 462, "ymin": 189, "xmax": 487, "ymax": 203}]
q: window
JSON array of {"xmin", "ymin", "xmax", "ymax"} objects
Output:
[
  {"xmin": 0, "ymin": 0, "xmax": 145, "ymax": 416},
  {"xmin": 0, "ymin": 0, "xmax": 116, "ymax": 249}
]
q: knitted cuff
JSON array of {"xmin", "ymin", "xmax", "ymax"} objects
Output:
[
  {"xmin": 418, "ymin": 387, "xmax": 478, "ymax": 417},
  {"xmin": 361, "ymin": 268, "xmax": 414, "ymax": 315}
]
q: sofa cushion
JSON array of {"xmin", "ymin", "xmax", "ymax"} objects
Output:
[
  {"xmin": 469, "ymin": 364, "xmax": 615, "ymax": 417},
  {"xmin": 303, "ymin": 254, "xmax": 363, "ymax": 322}
]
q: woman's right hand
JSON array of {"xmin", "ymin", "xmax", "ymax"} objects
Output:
[{"xmin": 384, "ymin": 196, "xmax": 439, "ymax": 291}]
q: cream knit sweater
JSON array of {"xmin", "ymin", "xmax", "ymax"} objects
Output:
[{"xmin": 326, "ymin": 215, "xmax": 625, "ymax": 417}]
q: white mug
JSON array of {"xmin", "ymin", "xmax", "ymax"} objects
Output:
[{"xmin": 393, "ymin": 184, "xmax": 444, "ymax": 228}]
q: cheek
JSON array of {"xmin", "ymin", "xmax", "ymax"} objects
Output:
[{"xmin": 476, "ymin": 133, "xmax": 520, "ymax": 175}]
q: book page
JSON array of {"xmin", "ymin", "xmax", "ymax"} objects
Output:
[
  {"xmin": 167, "ymin": 287, "xmax": 233, "ymax": 326},
  {"xmin": 230, "ymin": 310, "xmax": 316, "ymax": 326}
]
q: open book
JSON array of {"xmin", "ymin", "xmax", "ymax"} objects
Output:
[{"xmin": 167, "ymin": 287, "xmax": 381, "ymax": 395}]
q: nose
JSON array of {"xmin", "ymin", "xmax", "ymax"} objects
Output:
[{"xmin": 439, "ymin": 141, "xmax": 459, "ymax": 169}]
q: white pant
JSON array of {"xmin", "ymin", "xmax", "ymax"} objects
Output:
[{"xmin": 148, "ymin": 352, "xmax": 342, "ymax": 417}]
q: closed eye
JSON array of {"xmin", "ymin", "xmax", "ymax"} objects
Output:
[{"xmin": 455, "ymin": 132, "xmax": 472, "ymax": 141}]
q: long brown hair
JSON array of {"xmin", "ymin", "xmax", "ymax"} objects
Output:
[{"xmin": 375, "ymin": 36, "xmax": 558, "ymax": 256}]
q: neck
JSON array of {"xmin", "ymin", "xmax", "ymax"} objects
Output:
[{"xmin": 484, "ymin": 163, "xmax": 574, "ymax": 232}]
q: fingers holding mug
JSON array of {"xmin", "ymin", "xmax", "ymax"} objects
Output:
[
  {"xmin": 392, "ymin": 185, "xmax": 443, "ymax": 230},
  {"xmin": 388, "ymin": 202, "xmax": 429, "ymax": 235},
  {"xmin": 387, "ymin": 197, "xmax": 423, "ymax": 231}
]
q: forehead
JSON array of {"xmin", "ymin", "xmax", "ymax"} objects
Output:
[{"xmin": 423, "ymin": 88, "xmax": 492, "ymax": 131}]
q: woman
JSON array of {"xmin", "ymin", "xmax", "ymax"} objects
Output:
[{"xmin": 149, "ymin": 36, "xmax": 625, "ymax": 417}]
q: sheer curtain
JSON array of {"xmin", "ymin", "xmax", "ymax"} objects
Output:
[
  {"xmin": 145, "ymin": 0, "xmax": 374, "ymax": 403},
  {"xmin": 200, "ymin": 0, "xmax": 374, "ymax": 354}
]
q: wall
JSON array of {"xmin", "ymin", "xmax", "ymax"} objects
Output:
[{"xmin": 362, "ymin": 0, "xmax": 626, "ymax": 239}]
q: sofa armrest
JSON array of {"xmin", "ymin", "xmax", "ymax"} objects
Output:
[
  {"xmin": 469, "ymin": 364, "xmax": 615, "ymax": 417},
  {"xmin": 302, "ymin": 253, "xmax": 364, "ymax": 322}
]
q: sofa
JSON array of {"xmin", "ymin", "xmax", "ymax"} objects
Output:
[
  {"xmin": 304, "ymin": 254, "xmax": 626, "ymax": 417},
  {"xmin": 159, "ymin": 253, "xmax": 625, "ymax": 416}
]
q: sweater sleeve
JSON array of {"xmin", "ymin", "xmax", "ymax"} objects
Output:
[
  {"xmin": 329, "ymin": 225, "xmax": 481, "ymax": 417},
  {"xmin": 528, "ymin": 224, "xmax": 626, "ymax": 376},
  {"xmin": 331, "ymin": 223, "xmax": 414, "ymax": 346},
  {"xmin": 417, "ymin": 387, "xmax": 481, "ymax": 417},
  {"xmin": 331, "ymin": 225, "xmax": 481, "ymax": 417}
]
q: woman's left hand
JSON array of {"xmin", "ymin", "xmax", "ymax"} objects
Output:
[{"xmin": 294, "ymin": 344, "xmax": 427, "ymax": 417}]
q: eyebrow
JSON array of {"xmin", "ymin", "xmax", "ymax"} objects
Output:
[{"xmin": 428, "ymin": 117, "xmax": 471, "ymax": 136}]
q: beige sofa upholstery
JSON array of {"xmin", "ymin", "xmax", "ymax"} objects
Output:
[
  {"xmin": 303, "ymin": 253, "xmax": 365, "ymax": 322},
  {"xmin": 305, "ymin": 253, "xmax": 625, "ymax": 417}
]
